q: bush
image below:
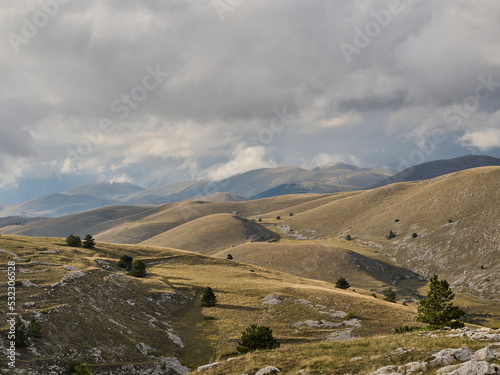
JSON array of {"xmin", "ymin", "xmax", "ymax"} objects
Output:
[
  {"xmin": 371, "ymin": 293, "xmax": 377, "ymax": 298},
  {"xmin": 226, "ymin": 254, "xmax": 233, "ymax": 260},
  {"xmin": 386, "ymin": 230, "xmax": 396, "ymax": 240},
  {"xmin": 82, "ymin": 234, "xmax": 95, "ymax": 249},
  {"xmin": 345, "ymin": 234, "xmax": 352, "ymax": 241},
  {"xmin": 448, "ymin": 219, "xmax": 454, "ymax": 223},
  {"xmin": 417, "ymin": 275, "xmax": 465, "ymax": 328},
  {"xmin": 335, "ymin": 277, "xmax": 350, "ymax": 289},
  {"xmin": 66, "ymin": 234, "xmax": 82, "ymax": 247},
  {"xmin": 345, "ymin": 311, "xmax": 355, "ymax": 320},
  {"xmin": 14, "ymin": 318, "xmax": 29, "ymax": 348},
  {"xmin": 412, "ymin": 233, "xmax": 418, "ymax": 238},
  {"xmin": 394, "ymin": 325, "xmax": 425, "ymax": 334},
  {"xmin": 129, "ymin": 259, "xmax": 147, "ymax": 277},
  {"xmin": 395, "ymin": 219, "xmax": 400, "ymax": 222},
  {"xmin": 201, "ymin": 287, "xmax": 217, "ymax": 307},
  {"xmin": 70, "ymin": 363, "xmax": 92, "ymax": 375},
  {"xmin": 27, "ymin": 318, "xmax": 41, "ymax": 338},
  {"xmin": 117, "ymin": 255, "xmax": 133, "ymax": 271},
  {"xmin": 276, "ymin": 215, "xmax": 281, "ymax": 220},
  {"xmin": 383, "ymin": 289, "xmax": 397, "ymax": 303},
  {"xmin": 236, "ymin": 324, "xmax": 280, "ymax": 354},
  {"xmin": 289, "ymin": 213, "xmax": 294, "ymax": 217},
  {"xmin": 258, "ymin": 218, "xmax": 262, "ymax": 222}
]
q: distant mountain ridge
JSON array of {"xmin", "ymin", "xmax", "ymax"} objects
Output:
[
  {"xmin": 0, "ymin": 164, "xmax": 394, "ymax": 218},
  {"xmin": 369, "ymin": 154, "xmax": 500, "ymax": 188}
]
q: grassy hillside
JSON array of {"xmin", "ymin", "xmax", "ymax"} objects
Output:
[
  {"xmin": 267, "ymin": 167, "xmax": 500, "ymax": 301},
  {"xmin": 141, "ymin": 213, "xmax": 278, "ymax": 253},
  {"xmin": 0, "ymin": 235, "xmax": 418, "ymax": 374}
]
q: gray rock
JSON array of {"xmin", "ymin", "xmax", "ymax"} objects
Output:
[
  {"xmin": 369, "ymin": 365, "xmax": 397, "ymax": 374},
  {"xmin": 430, "ymin": 347, "xmax": 472, "ymax": 366},
  {"xmin": 255, "ymin": 366, "xmax": 281, "ymax": 375},
  {"xmin": 440, "ymin": 360, "xmax": 499, "ymax": 375},
  {"xmin": 474, "ymin": 346, "xmax": 497, "ymax": 361},
  {"xmin": 197, "ymin": 362, "xmax": 220, "ymax": 372},
  {"xmin": 397, "ymin": 361, "xmax": 428, "ymax": 374}
]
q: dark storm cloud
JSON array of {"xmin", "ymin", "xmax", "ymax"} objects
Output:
[{"xmin": 0, "ymin": 0, "xmax": 499, "ymax": 197}]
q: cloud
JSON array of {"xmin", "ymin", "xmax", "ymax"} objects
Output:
[
  {"xmin": 1, "ymin": 0, "xmax": 500, "ymax": 201},
  {"xmin": 460, "ymin": 129, "xmax": 500, "ymax": 151},
  {"xmin": 204, "ymin": 143, "xmax": 275, "ymax": 181}
]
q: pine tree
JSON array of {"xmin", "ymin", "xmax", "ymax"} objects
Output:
[
  {"xmin": 236, "ymin": 324, "xmax": 280, "ymax": 354},
  {"xmin": 226, "ymin": 254, "xmax": 233, "ymax": 260},
  {"xmin": 117, "ymin": 255, "xmax": 134, "ymax": 271},
  {"xmin": 386, "ymin": 230, "xmax": 396, "ymax": 240},
  {"xmin": 82, "ymin": 234, "xmax": 95, "ymax": 249},
  {"xmin": 129, "ymin": 259, "xmax": 147, "ymax": 278},
  {"xmin": 335, "ymin": 277, "xmax": 350, "ymax": 289},
  {"xmin": 417, "ymin": 275, "xmax": 465, "ymax": 328},
  {"xmin": 201, "ymin": 287, "xmax": 217, "ymax": 307},
  {"xmin": 27, "ymin": 318, "xmax": 41, "ymax": 338},
  {"xmin": 66, "ymin": 234, "xmax": 82, "ymax": 247}
]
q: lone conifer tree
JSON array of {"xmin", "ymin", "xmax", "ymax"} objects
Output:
[
  {"xmin": 417, "ymin": 275, "xmax": 465, "ymax": 328},
  {"xmin": 236, "ymin": 324, "xmax": 280, "ymax": 354},
  {"xmin": 335, "ymin": 277, "xmax": 350, "ymax": 289},
  {"xmin": 129, "ymin": 259, "xmax": 147, "ymax": 278},
  {"xmin": 66, "ymin": 234, "xmax": 82, "ymax": 247},
  {"xmin": 117, "ymin": 255, "xmax": 133, "ymax": 271},
  {"xmin": 201, "ymin": 287, "xmax": 217, "ymax": 307},
  {"xmin": 82, "ymin": 234, "xmax": 95, "ymax": 249}
]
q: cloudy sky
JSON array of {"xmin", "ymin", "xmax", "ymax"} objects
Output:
[{"xmin": 1, "ymin": 0, "xmax": 500, "ymax": 202}]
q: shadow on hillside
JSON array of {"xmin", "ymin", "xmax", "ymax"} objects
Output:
[{"xmin": 216, "ymin": 304, "xmax": 258, "ymax": 311}]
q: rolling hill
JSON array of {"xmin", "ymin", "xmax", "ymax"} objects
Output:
[
  {"xmin": 0, "ymin": 235, "xmax": 418, "ymax": 373},
  {"xmin": 369, "ymin": 154, "xmax": 500, "ymax": 188}
]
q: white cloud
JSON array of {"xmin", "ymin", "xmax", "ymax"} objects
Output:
[
  {"xmin": 204, "ymin": 143, "xmax": 275, "ymax": 181},
  {"xmin": 460, "ymin": 129, "xmax": 500, "ymax": 151}
]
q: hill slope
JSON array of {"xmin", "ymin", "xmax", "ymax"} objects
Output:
[
  {"xmin": 141, "ymin": 213, "xmax": 278, "ymax": 253},
  {"xmin": 0, "ymin": 235, "xmax": 417, "ymax": 373},
  {"xmin": 370, "ymin": 154, "xmax": 500, "ymax": 188}
]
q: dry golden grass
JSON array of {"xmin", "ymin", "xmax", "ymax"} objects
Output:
[{"xmin": 141, "ymin": 213, "xmax": 277, "ymax": 254}]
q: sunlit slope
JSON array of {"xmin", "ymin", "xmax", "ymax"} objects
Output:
[
  {"xmin": 212, "ymin": 242, "xmax": 418, "ymax": 290},
  {"xmin": 273, "ymin": 167, "xmax": 500, "ymax": 299},
  {"xmin": 0, "ymin": 235, "xmax": 417, "ymax": 373},
  {"xmin": 141, "ymin": 213, "xmax": 278, "ymax": 253}
]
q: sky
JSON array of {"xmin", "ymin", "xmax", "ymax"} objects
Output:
[{"xmin": 1, "ymin": 0, "xmax": 500, "ymax": 203}]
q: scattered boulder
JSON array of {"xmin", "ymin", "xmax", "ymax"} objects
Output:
[
  {"xmin": 397, "ymin": 361, "xmax": 428, "ymax": 374},
  {"xmin": 255, "ymin": 366, "xmax": 280, "ymax": 375},
  {"xmin": 351, "ymin": 357, "xmax": 362, "ymax": 361},
  {"xmin": 430, "ymin": 347, "xmax": 472, "ymax": 366},
  {"xmin": 440, "ymin": 360, "xmax": 500, "ymax": 375},
  {"xmin": 261, "ymin": 294, "xmax": 282, "ymax": 305},
  {"xmin": 474, "ymin": 346, "xmax": 497, "ymax": 361},
  {"xmin": 369, "ymin": 365, "xmax": 397, "ymax": 374},
  {"xmin": 198, "ymin": 362, "xmax": 220, "ymax": 372}
]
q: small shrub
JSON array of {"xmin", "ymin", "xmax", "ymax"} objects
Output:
[
  {"xmin": 345, "ymin": 311, "xmax": 355, "ymax": 320},
  {"xmin": 66, "ymin": 234, "xmax": 82, "ymax": 247},
  {"xmin": 335, "ymin": 277, "xmax": 350, "ymax": 289},
  {"xmin": 236, "ymin": 324, "xmax": 280, "ymax": 354},
  {"xmin": 201, "ymin": 287, "xmax": 217, "ymax": 307},
  {"xmin": 289, "ymin": 213, "xmax": 294, "ymax": 217},
  {"xmin": 395, "ymin": 219, "xmax": 400, "ymax": 222},
  {"xmin": 371, "ymin": 293, "xmax": 377, "ymax": 299},
  {"xmin": 14, "ymin": 318, "xmax": 29, "ymax": 348},
  {"xmin": 70, "ymin": 363, "xmax": 92, "ymax": 375},
  {"xmin": 412, "ymin": 233, "xmax": 418, "ymax": 238},
  {"xmin": 386, "ymin": 230, "xmax": 396, "ymax": 240},
  {"xmin": 203, "ymin": 316, "xmax": 216, "ymax": 320},
  {"xmin": 129, "ymin": 259, "xmax": 147, "ymax": 278},
  {"xmin": 384, "ymin": 289, "xmax": 397, "ymax": 303},
  {"xmin": 27, "ymin": 318, "xmax": 41, "ymax": 338},
  {"xmin": 40, "ymin": 309, "xmax": 48, "ymax": 315},
  {"xmin": 258, "ymin": 218, "xmax": 262, "ymax": 222},
  {"xmin": 345, "ymin": 234, "xmax": 352, "ymax": 241},
  {"xmin": 394, "ymin": 325, "xmax": 424, "ymax": 334},
  {"xmin": 448, "ymin": 219, "xmax": 454, "ymax": 223},
  {"xmin": 276, "ymin": 215, "xmax": 281, "ymax": 220},
  {"xmin": 226, "ymin": 254, "xmax": 233, "ymax": 260},
  {"xmin": 25, "ymin": 257, "xmax": 31, "ymax": 262},
  {"xmin": 161, "ymin": 362, "xmax": 166, "ymax": 370}
]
